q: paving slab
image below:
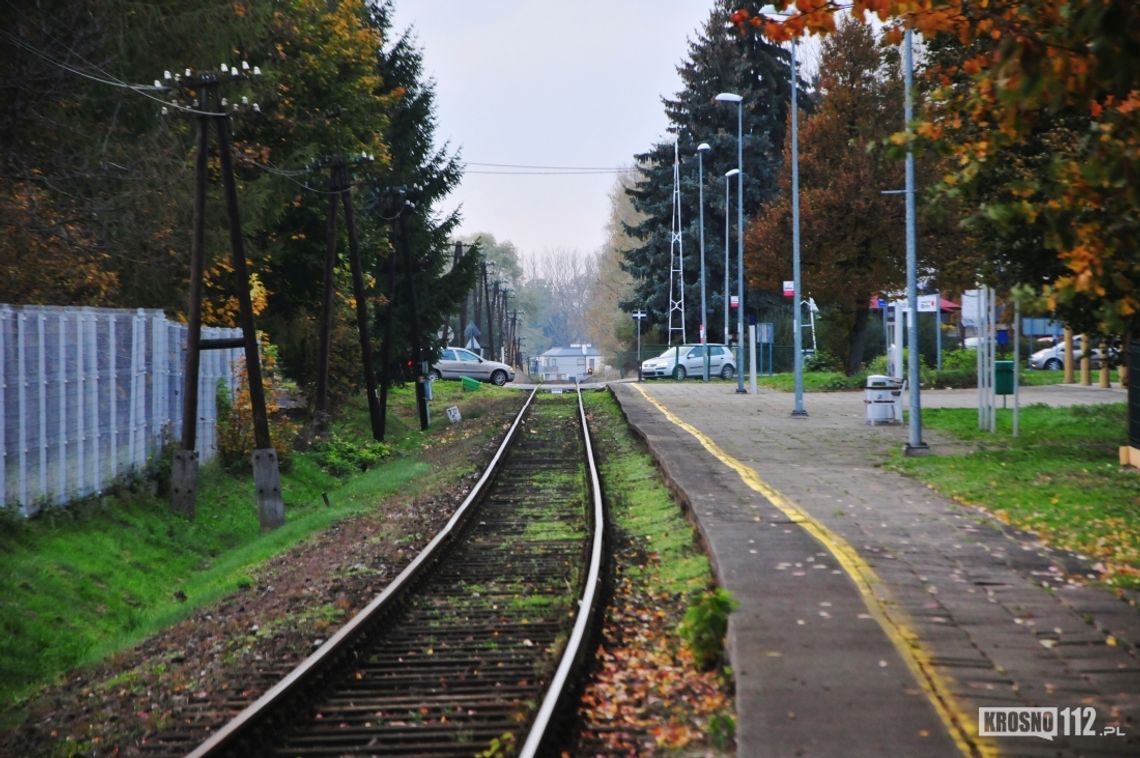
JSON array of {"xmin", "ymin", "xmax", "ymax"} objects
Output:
[{"xmin": 610, "ymin": 381, "xmax": 1139, "ymax": 757}]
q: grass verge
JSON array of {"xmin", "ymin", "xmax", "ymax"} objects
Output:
[
  {"xmin": 0, "ymin": 381, "xmax": 519, "ymax": 709},
  {"xmin": 889, "ymin": 403, "xmax": 1140, "ymax": 588},
  {"xmin": 578, "ymin": 390, "xmax": 735, "ymax": 754}
]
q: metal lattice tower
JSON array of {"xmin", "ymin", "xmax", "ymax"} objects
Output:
[{"xmin": 667, "ymin": 139, "xmax": 686, "ymax": 344}]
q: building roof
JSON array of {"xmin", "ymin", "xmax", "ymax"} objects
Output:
[{"xmin": 539, "ymin": 346, "xmax": 601, "ymax": 358}]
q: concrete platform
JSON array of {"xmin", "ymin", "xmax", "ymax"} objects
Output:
[{"xmin": 610, "ymin": 381, "xmax": 1138, "ymax": 757}]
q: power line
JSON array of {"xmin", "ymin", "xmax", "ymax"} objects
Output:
[{"xmin": 465, "ymin": 161, "xmax": 636, "ymax": 171}]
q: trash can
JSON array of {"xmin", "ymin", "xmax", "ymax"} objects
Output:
[
  {"xmin": 460, "ymin": 376, "xmax": 481, "ymax": 391},
  {"xmin": 995, "ymin": 360, "xmax": 1014, "ymax": 395},
  {"xmin": 865, "ymin": 374, "xmax": 902, "ymax": 425}
]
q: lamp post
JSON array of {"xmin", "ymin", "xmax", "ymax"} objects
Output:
[
  {"xmin": 697, "ymin": 142, "xmax": 711, "ymax": 381},
  {"xmin": 903, "ymin": 28, "xmax": 927, "ymax": 454},
  {"xmin": 724, "ymin": 168, "xmax": 738, "ymax": 349},
  {"xmin": 790, "ymin": 41, "xmax": 807, "ymax": 417},
  {"xmin": 632, "ymin": 309, "xmax": 646, "ymax": 381},
  {"xmin": 716, "ymin": 92, "xmax": 746, "ymax": 394}
]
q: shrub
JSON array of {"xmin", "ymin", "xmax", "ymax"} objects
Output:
[
  {"xmin": 939, "ymin": 348, "xmax": 977, "ymax": 372},
  {"xmin": 678, "ymin": 587, "xmax": 738, "ymax": 670},
  {"xmin": 215, "ymin": 351, "xmax": 296, "ymax": 475},
  {"xmin": 315, "ymin": 433, "xmax": 391, "ymax": 477},
  {"xmin": 804, "ymin": 349, "xmax": 842, "ymax": 372}
]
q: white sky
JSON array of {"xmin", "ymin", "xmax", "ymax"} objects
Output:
[{"xmin": 389, "ymin": 0, "xmax": 707, "ymax": 259}]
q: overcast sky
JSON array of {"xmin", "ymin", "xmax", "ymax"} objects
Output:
[{"xmin": 388, "ymin": 0, "xmax": 708, "ymax": 259}]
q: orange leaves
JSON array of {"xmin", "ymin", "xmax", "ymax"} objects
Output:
[{"xmin": 576, "ymin": 579, "xmax": 732, "ymax": 753}]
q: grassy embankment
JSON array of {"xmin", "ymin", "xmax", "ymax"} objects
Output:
[
  {"xmin": 893, "ymin": 402, "xmax": 1140, "ymax": 588},
  {"xmin": 0, "ymin": 381, "xmax": 517, "ymax": 709}
]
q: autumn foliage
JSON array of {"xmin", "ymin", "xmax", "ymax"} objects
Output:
[{"xmin": 735, "ymin": 1, "xmax": 1140, "ymax": 333}]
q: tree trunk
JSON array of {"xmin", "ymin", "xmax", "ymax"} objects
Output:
[{"xmin": 845, "ymin": 296, "xmax": 871, "ymax": 375}]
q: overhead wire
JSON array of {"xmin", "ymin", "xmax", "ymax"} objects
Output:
[{"xmin": 0, "ymin": 29, "xmax": 226, "ymax": 117}]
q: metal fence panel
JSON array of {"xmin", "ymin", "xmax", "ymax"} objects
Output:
[{"xmin": 1, "ymin": 304, "xmax": 242, "ymax": 515}]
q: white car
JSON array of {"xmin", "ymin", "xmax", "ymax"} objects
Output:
[
  {"xmin": 641, "ymin": 343, "xmax": 736, "ymax": 380},
  {"xmin": 430, "ymin": 347, "xmax": 515, "ymax": 386},
  {"xmin": 1027, "ymin": 336, "xmax": 1115, "ymax": 370}
]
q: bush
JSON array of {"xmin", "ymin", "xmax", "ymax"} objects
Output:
[
  {"xmin": 939, "ymin": 348, "xmax": 977, "ymax": 372},
  {"xmin": 216, "ymin": 364, "xmax": 296, "ymax": 475},
  {"xmin": 822, "ymin": 373, "xmax": 866, "ymax": 391},
  {"xmin": 803, "ymin": 349, "xmax": 842, "ymax": 372},
  {"xmin": 315, "ymin": 433, "xmax": 391, "ymax": 477},
  {"xmin": 924, "ymin": 368, "xmax": 976, "ymax": 389},
  {"xmin": 678, "ymin": 587, "xmax": 738, "ymax": 670}
]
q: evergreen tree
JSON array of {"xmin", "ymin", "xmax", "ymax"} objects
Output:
[
  {"xmin": 622, "ymin": 0, "xmax": 808, "ymax": 343},
  {"xmin": 365, "ymin": 1, "xmax": 479, "ymax": 384}
]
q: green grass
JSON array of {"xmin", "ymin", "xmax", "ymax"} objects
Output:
[
  {"xmin": 583, "ymin": 392, "xmax": 712, "ymax": 595},
  {"xmin": 0, "ymin": 381, "xmax": 518, "ymax": 709},
  {"xmin": 891, "ymin": 403, "xmax": 1140, "ymax": 587},
  {"xmin": 753, "ymin": 366, "xmax": 1123, "ymax": 392}
]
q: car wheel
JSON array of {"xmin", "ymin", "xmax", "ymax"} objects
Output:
[
  {"xmin": 720, "ymin": 364, "xmax": 735, "ymax": 380},
  {"xmin": 429, "ymin": 369, "xmax": 442, "ymax": 380},
  {"xmin": 490, "ymin": 369, "xmax": 508, "ymax": 386},
  {"xmin": 1044, "ymin": 358, "xmax": 1062, "ymax": 370},
  {"xmin": 673, "ymin": 365, "xmax": 687, "ymax": 381}
]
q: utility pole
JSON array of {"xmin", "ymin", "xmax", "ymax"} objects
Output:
[
  {"xmin": 313, "ymin": 156, "xmax": 382, "ymax": 441},
  {"xmin": 165, "ymin": 64, "xmax": 283, "ymax": 530},
  {"xmin": 396, "ymin": 202, "xmax": 429, "ymax": 430},
  {"xmin": 454, "ymin": 241, "xmax": 465, "ymax": 346},
  {"xmin": 482, "ymin": 262, "xmax": 495, "ymax": 359}
]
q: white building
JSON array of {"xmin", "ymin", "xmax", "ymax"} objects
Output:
[{"xmin": 532, "ymin": 345, "xmax": 601, "ymax": 381}]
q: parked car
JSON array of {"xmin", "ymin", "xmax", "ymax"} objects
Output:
[
  {"xmin": 641, "ymin": 343, "xmax": 736, "ymax": 380},
  {"xmin": 1027, "ymin": 335, "xmax": 1117, "ymax": 370},
  {"xmin": 430, "ymin": 347, "xmax": 515, "ymax": 386}
]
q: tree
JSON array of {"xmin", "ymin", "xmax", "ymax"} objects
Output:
[
  {"xmin": 521, "ymin": 252, "xmax": 599, "ymax": 352},
  {"xmin": 747, "ymin": 20, "xmax": 912, "ymax": 373},
  {"xmin": 737, "ymin": 1, "xmax": 1140, "ymax": 335},
  {"xmin": 586, "ymin": 173, "xmax": 642, "ymax": 372},
  {"xmin": 622, "ymin": 0, "xmax": 809, "ymax": 343},
  {"xmin": 0, "ymin": 1, "xmax": 277, "ymax": 308},
  {"xmin": 365, "ymin": 1, "xmax": 477, "ymax": 386}
]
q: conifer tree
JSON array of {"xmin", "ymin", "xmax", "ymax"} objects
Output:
[{"xmin": 622, "ymin": 0, "xmax": 808, "ymax": 343}]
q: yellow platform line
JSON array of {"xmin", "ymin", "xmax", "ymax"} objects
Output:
[{"xmin": 632, "ymin": 384, "xmax": 996, "ymax": 758}]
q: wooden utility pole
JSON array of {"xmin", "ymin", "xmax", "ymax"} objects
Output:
[
  {"xmin": 169, "ymin": 71, "xmax": 283, "ymax": 529},
  {"xmin": 313, "ymin": 157, "xmax": 383, "ymax": 441}
]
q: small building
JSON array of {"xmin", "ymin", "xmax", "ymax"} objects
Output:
[{"xmin": 534, "ymin": 345, "xmax": 602, "ymax": 381}]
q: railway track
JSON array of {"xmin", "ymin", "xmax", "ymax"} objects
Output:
[{"xmin": 188, "ymin": 386, "xmax": 606, "ymax": 757}]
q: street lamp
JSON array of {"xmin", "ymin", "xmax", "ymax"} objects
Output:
[
  {"xmin": 790, "ymin": 41, "xmax": 807, "ymax": 417},
  {"xmin": 903, "ymin": 29, "xmax": 927, "ymax": 454},
  {"xmin": 716, "ymin": 91, "xmax": 746, "ymax": 394},
  {"xmin": 632, "ymin": 309, "xmax": 646, "ymax": 381},
  {"xmin": 724, "ymin": 168, "xmax": 739, "ymax": 349},
  {"xmin": 697, "ymin": 142, "xmax": 711, "ymax": 381}
]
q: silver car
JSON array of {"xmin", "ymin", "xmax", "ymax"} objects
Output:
[
  {"xmin": 1027, "ymin": 336, "xmax": 1114, "ymax": 370},
  {"xmin": 430, "ymin": 347, "xmax": 515, "ymax": 386},
  {"xmin": 641, "ymin": 343, "xmax": 736, "ymax": 380}
]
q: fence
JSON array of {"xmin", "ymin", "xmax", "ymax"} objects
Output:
[{"xmin": 1, "ymin": 305, "xmax": 243, "ymax": 515}]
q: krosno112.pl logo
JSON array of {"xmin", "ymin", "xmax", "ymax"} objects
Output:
[{"xmin": 978, "ymin": 707, "xmax": 1126, "ymax": 740}]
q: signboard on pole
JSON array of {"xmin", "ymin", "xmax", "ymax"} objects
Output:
[
  {"xmin": 917, "ymin": 294, "xmax": 939, "ymax": 313},
  {"xmin": 730, "ymin": 295, "xmax": 739, "ymax": 309},
  {"xmin": 783, "ymin": 280, "xmax": 794, "ymax": 297}
]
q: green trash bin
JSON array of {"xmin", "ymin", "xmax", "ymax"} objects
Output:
[
  {"xmin": 995, "ymin": 360, "xmax": 1014, "ymax": 395},
  {"xmin": 460, "ymin": 376, "xmax": 481, "ymax": 392}
]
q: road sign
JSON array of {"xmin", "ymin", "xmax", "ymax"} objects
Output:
[
  {"xmin": 730, "ymin": 295, "xmax": 739, "ymax": 309},
  {"xmin": 783, "ymin": 280, "xmax": 794, "ymax": 297},
  {"xmin": 917, "ymin": 294, "xmax": 939, "ymax": 313}
]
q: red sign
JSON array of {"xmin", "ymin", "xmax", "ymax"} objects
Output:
[
  {"xmin": 783, "ymin": 280, "xmax": 794, "ymax": 297},
  {"xmin": 730, "ymin": 295, "xmax": 739, "ymax": 309}
]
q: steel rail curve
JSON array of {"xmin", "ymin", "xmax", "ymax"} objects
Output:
[{"xmin": 187, "ymin": 383, "xmax": 608, "ymax": 756}]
